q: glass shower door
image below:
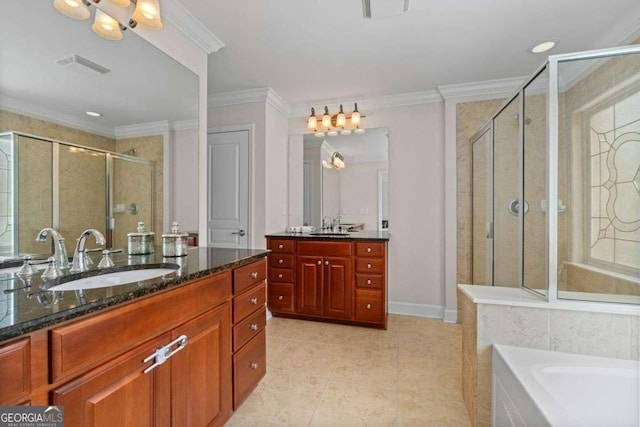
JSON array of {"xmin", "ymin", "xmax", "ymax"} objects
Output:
[{"xmin": 472, "ymin": 128, "xmax": 493, "ymax": 285}]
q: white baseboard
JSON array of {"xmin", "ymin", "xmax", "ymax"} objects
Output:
[
  {"xmin": 388, "ymin": 301, "xmax": 444, "ymax": 319},
  {"xmin": 443, "ymin": 309, "xmax": 458, "ymax": 324}
]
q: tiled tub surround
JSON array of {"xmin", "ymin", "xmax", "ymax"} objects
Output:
[
  {"xmin": 458, "ymin": 284, "xmax": 640, "ymax": 427},
  {"xmin": 0, "ymin": 247, "xmax": 269, "ymax": 342}
]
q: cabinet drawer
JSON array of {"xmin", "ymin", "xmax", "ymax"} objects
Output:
[
  {"xmin": 51, "ymin": 272, "xmax": 232, "ymax": 383},
  {"xmin": 269, "ymin": 254, "xmax": 294, "ymax": 269},
  {"xmin": 296, "ymin": 241, "xmax": 352, "ymax": 256},
  {"xmin": 233, "ymin": 282, "xmax": 266, "ymax": 323},
  {"xmin": 268, "ymin": 239, "xmax": 294, "ymax": 253},
  {"xmin": 355, "ymin": 258, "xmax": 385, "ymax": 274},
  {"xmin": 233, "ymin": 330, "xmax": 266, "ymax": 409},
  {"xmin": 269, "ymin": 268, "xmax": 293, "ymax": 283},
  {"xmin": 355, "ymin": 289, "xmax": 385, "ymax": 323},
  {"xmin": 233, "ymin": 307, "xmax": 266, "ymax": 352},
  {"xmin": 355, "ymin": 242, "xmax": 385, "ymax": 258},
  {"xmin": 355, "ymin": 274, "xmax": 384, "ymax": 290},
  {"xmin": 268, "ymin": 283, "xmax": 294, "ymax": 313},
  {"xmin": 234, "ymin": 258, "xmax": 267, "ymax": 294},
  {"xmin": 0, "ymin": 337, "xmax": 30, "ymax": 405}
]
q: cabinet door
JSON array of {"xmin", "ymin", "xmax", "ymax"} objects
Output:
[
  {"xmin": 323, "ymin": 256, "xmax": 352, "ymax": 319},
  {"xmin": 172, "ymin": 303, "xmax": 232, "ymax": 427},
  {"xmin": 52, "ymin": 334, "xmax": 171, "ymax": 427},
  {"xmin": 296, "ymin": 255, "xmax": 323, "ymax": 315}
]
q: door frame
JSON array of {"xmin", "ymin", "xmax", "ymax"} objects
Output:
[{"xmin": 206, "ymin": 124, "xmax": 254, "ymax": 248}]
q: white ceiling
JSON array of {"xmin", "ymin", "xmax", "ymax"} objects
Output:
[
  {"xmin": 178, "ymin": 0, "xmax": 640, "ymax": 106},
  {"xmin": 0, "ymin": 0, "xmax": 198, "ymax": 136}
]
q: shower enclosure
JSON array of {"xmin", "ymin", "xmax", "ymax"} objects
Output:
[
  {"xmin": 471, "ymin": 45, "xmax": 640, "ymax": 305},
  {"xmin": 0, "ymin": 131, "xmax": 155, "ymax": 257}
]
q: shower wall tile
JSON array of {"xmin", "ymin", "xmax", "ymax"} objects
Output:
[
  {"xmin": 477, "ymin": 304, "xmax": 550, "ymax": 350},
  {"xmin": 549, "ymin": 310, "xmax": 632, "ymax": 359},
  {"xmin": 630, "ymin": 316, "xmax": 639, "ymax": 361}
]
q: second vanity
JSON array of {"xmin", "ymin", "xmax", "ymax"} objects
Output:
[
  {"xmin": 266, "ymin": 231, "xmax": 390, "ymax": 329},
  {"xmin": 0, "ymin": 247, "xmax": 268, "ymax": 426}
]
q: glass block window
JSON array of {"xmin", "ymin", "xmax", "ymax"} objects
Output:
[{"xmin": 588, "ymin": 90, "xmax": 640, "ymax": 272}]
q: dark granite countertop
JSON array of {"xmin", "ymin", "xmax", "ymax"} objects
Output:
[
  {"xmin": 266, "ymin": 230, "xmax": 390, "ymax": 241},
  {"xmin": 0, "ymin": 247, "xmax": 268, "ymax": 343}
]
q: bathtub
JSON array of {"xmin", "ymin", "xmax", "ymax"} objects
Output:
[{"xmin": 492, "ymin": 345, "xmax": 639, "ymax": 427}]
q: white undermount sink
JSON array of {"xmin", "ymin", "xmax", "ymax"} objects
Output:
[{"xmin": 44, "ymin": 267, "xmax": 179, "ymax": 292}]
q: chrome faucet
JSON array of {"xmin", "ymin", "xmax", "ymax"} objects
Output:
[
  {"xmin": 70, "ymin": 229, "xmax": 106, "ymax": 273},
  {"xmin": 36, "ymin": 228, "xmax": 69, "ymax": 270}
]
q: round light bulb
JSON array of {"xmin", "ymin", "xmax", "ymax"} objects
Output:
[
  {"xmin": 92, "ymin": 9, "xmax": 123, "ymax": 40},
  {"xmin": 336, "ymin": 104, "xmax": 346, "ymax": 127},
  {"xmin": 351, "ymin": 111, "xmax": 361, "ymax": 125},
  {"xmin": 322, "ymin": 114, "xmax": 331, "ymax": 128},
  {"xmin": 54, "ymin": 0, "xmax": 90, "ymax": 19}
]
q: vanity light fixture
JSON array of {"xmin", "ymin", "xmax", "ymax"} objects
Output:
[
  {"xmin": 330, "ymin": 152, "xmax": 345, "ymax": 169},
  {"xmin": 53, "ymin": 0, "xmax": 163, "ymax": 41},
  {"xmin": 307, "ymin": 103, "xmax": 365, "ymax": 137}
]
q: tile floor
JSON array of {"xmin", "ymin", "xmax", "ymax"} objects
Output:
[{"xmin": 227, "ymin": 314, "xmax": 471, "ymax": 426}]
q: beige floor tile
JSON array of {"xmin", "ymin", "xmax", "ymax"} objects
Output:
[
  {"xmin": 310, "ymin": 381, "xmax": 398, "ymax": 426},
  {"xmin": 399, "ymin": 332, "xmax": 462, "ymax": 360},
  {"xmin": 266, "ymin": 335, "xmax": 290, "ymax": 366},
  {"xmin": 398, "ymin": 390, "xmax": 471, "ymax": 426},
  {"xmin": 398, "ymin": 356, "xmax": 463, "ymax": 402},
  {"xmin": 232, "ymin": 369, "xmax": 327, "ymax": 425},
  {"xmin": 269, "ymin": 339, "xmax": 359, "ymax": 378},
  {"xmin": 266, "ymin": 316, "xmax": 327, "ymax": 340},
  {"xmin": 330, "ymin": 348, "xmax": 399, "ymax": 389}
]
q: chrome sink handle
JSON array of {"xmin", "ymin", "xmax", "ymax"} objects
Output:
[
  {"xmin": 70, "ymin": 229, "xmax": 106, "ymax": 273},
  {"xmin": 97, "ymin": 249, "xmax": 123, "ymax": 269}
]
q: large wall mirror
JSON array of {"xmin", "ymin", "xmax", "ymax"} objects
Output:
[
  {"xmin": 0, "ymin": 0, "xmax": 198, "ymax": 257},
  {"xmin": 300, "ymin": 128, "xmax": 389, "ymax": 231}
]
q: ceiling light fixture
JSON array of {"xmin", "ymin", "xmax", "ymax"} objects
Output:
[
  {"xmin": 86, "ymin": 111, "xmax": 102, "ymax": 117},
  {"xmin": 307, "ymin": 103, "xmax": 365, "ymax": 138},
  {"xmin": 52, "ymin": 0, "xmax": 163, "ymax": 41},
  {"xmin": 530, "ymin": 40, "xmax": 556, "ymax": 54}
]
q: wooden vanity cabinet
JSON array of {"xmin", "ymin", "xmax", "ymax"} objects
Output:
[
  {"xmin": 267, "ymin": 237, "xmax": 387, "ymax": 328},
  {"xmin": 0, "ymin": 337, "xmax": 31, "ymax": 405}
]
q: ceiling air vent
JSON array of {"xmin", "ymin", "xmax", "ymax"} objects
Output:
[
  {"xmin": 55, "ymin": 54, "xmax": 111, "ymax": 76},
  {"xmin": 362, "ymin": 0, "xmax": 410, "ymax": 18}
]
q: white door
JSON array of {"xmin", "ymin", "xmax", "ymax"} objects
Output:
[{"xmin": 207, "ymin": 130, "xmax": 249, "ymax": 248}]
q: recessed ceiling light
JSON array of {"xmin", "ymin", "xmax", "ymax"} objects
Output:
[
  {"xmin": 86, "ymin": 111, "xmax": 102, "ymax": 117},
  {"xmin": 530, "ymin": 41, "xmax": 556, "ymax": 54}
]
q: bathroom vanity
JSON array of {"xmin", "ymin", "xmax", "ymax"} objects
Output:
[
  {"xmin": 0, "ymin": 248, "xmax": 268, "ymax": 426},
  {"xmin": 266, "ymin": 231, "xmax": 390, "ymax": 329}
]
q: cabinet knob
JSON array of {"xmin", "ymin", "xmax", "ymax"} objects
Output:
[
  {"xmin": 367, "ymin": 279, "xmax": 372, "ymax": 285},
  {"xmin": 250, "ymin": 271, "xmax": 258, "ymax": 279},
  {"xmin": 278, "ymin": 259, "xmax": 284, "ymax": 264},
  {"xmin": 250, "ymin": 362, "xmax": 259, "ymax": 370},
  {"xmin": 324, "ymin": 260, "xmax": 329, "ymax": 265},
  {"xmin": 278, "ymin": 273, "xmax": 283, "ymax": 279},
  {"xmin": 278, "ymin": 244, "xmax": 284, "ymax": 249},
  {"xmin": 367, "ymin": 263, "xmax": 372, "ymax": 269},
  {"xmin": 367, "ymin": 247, "xmax": 372, "ymax": 253},
  {"xmin": 366, "ymin": 303, "xmax": 372, "ymax": 309},
  {"xmin": 250, "ymin": 323, "xmax": 259, "ymax": 331},
  {"xmin": 278, "ymin": 295, "xmax": 284, "ymax": 301},
  {"xmin": 317, "ymin": 260, "xmax": 321, "ymax": 265},
  {"xmin": 250, "ymin": 297, "xmax": 258, "ymax": 305}
]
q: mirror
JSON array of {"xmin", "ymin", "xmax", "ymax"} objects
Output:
[
  {"xmin": 0, "ymin": 1, "xmax": 198, "ymax": 256},
  {"xmin": 301, "ymin": 128, "xmax": 389, "ymax": 231}
]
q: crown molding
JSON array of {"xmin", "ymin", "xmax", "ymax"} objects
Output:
[
  {"xmin": 172, "ymin": 119, "xmax": 199, "ymax": 131},
  {"xmin": 437, "ymin": 76, "xmax": 527, "ymax": 101},
  {"xmin": 208, "ymin": 88, "xmax": 293, "ymax": 117},
  {"xmin": 163, "ymin": 0, "xmax": 225, "ymax": 54},
  {"xmin": 115, "ymin": 121, "xmax": 170, "ymax": 139},
  {"xmin": 289, "ymin": 90, "xmax": 442, "ymax": 117},
  {"xmin": 0, "ymin": 94, "xmax": 116, "ymax": 139}
]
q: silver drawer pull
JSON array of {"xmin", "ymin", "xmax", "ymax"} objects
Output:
[
  {"xmin": 278, "ymin": 273, "xmax": 283, "ymax": 279},
  {"xmin": 250, "ymin": 297, "xmax": 258, "ymax": 305},
  {"xmin": 144, "ymin": 334, "xmax": 188, "ymax": 374},
  {"xmin": 367, "ymin": 263, "xmax": 372, "ymax": 269},
  {"xmin": 367, "ymin": 247, "xmax": 372, "ymax": 253},
  {"xmin": 250, "ymin": 323, "xmax": 259, "ymax": 331},
  {"xmin": 278, "ymin": 259, "xmax": 284, "ymax": 264},
  {"xmin": 367, "ymin": 279, "xmax": 372, "ymax": 285},
  {"xmin": 278, "ymin": 244, "xmax": 284, "ymax": 249},
  {"xmin": 278, "ymin": 295, "xmax": 284, "ymax": 301},
  {"xmin": 250, "ymin": 271, "xmax": 258, "ymax": 279},
  {"xmin": 317, "ymin": 260, "xmax": 321, "ymax": 265},
  {"xmin": 324, "ymin": 260, "xmax": 329, "ymax": 265},
  {"xmin": 366, "ymin": 303, "xmax": 372, "ymax": 309},
  {"xmin": 250, "ymin": 362, "xmax": 259, "ymax": 369}
]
